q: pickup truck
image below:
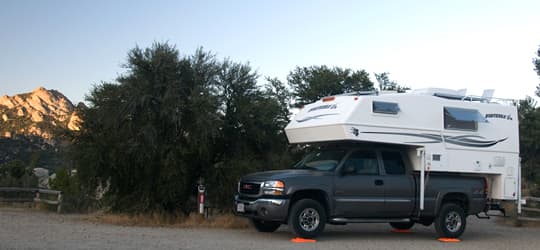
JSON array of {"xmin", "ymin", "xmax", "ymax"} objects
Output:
[{"xmin": 234, "ymin": 144, "xmax": 487, "ymax": 238}]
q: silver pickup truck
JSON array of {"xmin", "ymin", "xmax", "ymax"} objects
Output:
[{"xmin": 234, "ymin": 144, "xmax": 487, "ymax": 239}]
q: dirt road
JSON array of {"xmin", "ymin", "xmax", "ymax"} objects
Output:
[{"xmin": 1, "ymin": 207, "xmax": 539, "ymax": 250}]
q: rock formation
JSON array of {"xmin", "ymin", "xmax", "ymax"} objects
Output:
[{"xmin": 0, "ymin": 87, "xmax": 82, "ymax": 139}]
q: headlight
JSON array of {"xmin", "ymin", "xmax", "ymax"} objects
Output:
[{"xmin": 262, "ymin": 180, "xmax": 285, "ymax": 195}]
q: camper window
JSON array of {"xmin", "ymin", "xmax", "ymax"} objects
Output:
[
  {"xmin": 444, "ymin": 107, "xmax": 485, "ymax": 131},
  {"xmin": 372, "ymin": 101, "xmax": 400, "ymax": 114}
]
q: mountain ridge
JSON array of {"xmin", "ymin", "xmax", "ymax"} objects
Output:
[{"xmin": 0, "ymin": 87, "xmax": 82, "ymax": 139}]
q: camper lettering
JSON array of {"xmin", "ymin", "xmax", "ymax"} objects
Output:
[
  {"xmin": 485, "ymin": 113, "xmax": 513, "ymax": 120},
  {"xmin": 308, "ymin": 104, "xmax": 337, "ymax": 112}
]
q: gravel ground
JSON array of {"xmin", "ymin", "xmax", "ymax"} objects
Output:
[{"xmin": 1, "ymin": 207, "xmax": 539, "ymax": 250}]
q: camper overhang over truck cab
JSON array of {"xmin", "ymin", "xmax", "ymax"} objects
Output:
[{"xmin": 285, "ymin": 88, "xmax": 520, "ymax": 205}]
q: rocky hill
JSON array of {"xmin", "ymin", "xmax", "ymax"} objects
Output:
[
  {"xmin": 0, "ymin": 87, "xmax": 82, "ymax": 139},
  {"xmin": 0, "ymin": 87, "xmax": 82, "ymax": 169}
]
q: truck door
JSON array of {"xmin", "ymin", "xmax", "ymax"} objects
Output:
[
  {"xmin": 380, "ymin": 150, "xmax": 415, "ymax": 218},
  {"xmin": 334, "ymin": 150, "xmax": 385, "ymax": 218}
]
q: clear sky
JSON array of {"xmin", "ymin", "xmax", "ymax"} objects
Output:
[{"xmin": 1, "ymin": 0, "xmax": 540, "ymax": 103}]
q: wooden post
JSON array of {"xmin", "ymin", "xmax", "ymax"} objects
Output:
[
  {"xmin": 56, "ymin": 192, "xmax": 62, "ymax": 213},
  {"xmin": 34, "ymin": 191, "xmax": 40, "ymax": 208}
]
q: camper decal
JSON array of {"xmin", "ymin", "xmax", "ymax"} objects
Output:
[
  {"xmin": 350, "ymin": 127, "xmax": 359, "ymax": 136},
  {"xmin": 485, "ymin": 113, "xmax": 513, "ymax": 120},
  {"xmin": 296, "ymin": 113, "xmax": 338, "ymax": 122},
  {"xmin": 361, "ymin": 131, "xmax": 507, "ymax": 148},
  {"xmin": 308, "ymin": 104, "xmax": 337, "ymax": 112}
]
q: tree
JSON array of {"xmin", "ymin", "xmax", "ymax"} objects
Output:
[
  {"xmin": 73, "ymin": 43, "xmax": 292, "ymax": 213},
  {"xmin": 203, "ymin": 63, "xmax": 292, "ymax": 208},
  {"xmin": 520, "ymin": 45, "xmax": 540, "ymax": 194},
  {"xmin": 74, "ymin": 43, "xmax": 221, "ymax": 213},
  {"xmin": 374, "ymin": 72, "xmax": 410, "ymax": 93},
  {"xmin": 519, "ymin": 97, "xmax": 540, "ymax": 194},
  {"xmin": 535, "ymin": 46, "xmax": 540, "ymax": 96},
  {"xmin": 0, "ymin": 160, "xmax": 37, "ymax": 188},
  {"xmin": 287, "ymin": 65, "xmax": 374, "ymax": 106}
]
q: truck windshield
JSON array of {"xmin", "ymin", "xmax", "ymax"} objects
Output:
[{"xmin": 293, "ymin": 149, "xmax": 347, "ymax": 171}]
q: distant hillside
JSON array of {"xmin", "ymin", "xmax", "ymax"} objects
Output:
[
  {"xmin": 0, "ymin": 87, "xmax": 82, "ymax": 169},
  {"xmin": 0, "ymin": 136, "xmax": 66, "ymax": 169},
  {"xmin": 0, "ymin": 87, "xmax": 82, "ymax": 139}
]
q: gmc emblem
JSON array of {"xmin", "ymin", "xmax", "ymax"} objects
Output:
[{"xmin": 242, "ymin": 184, "xmax": 252, "ymax": 190}]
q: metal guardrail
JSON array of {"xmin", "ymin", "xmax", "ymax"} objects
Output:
[
  {"xmin": 0, "ymin": 187, "xmax": 63, "ymax": 213},
  {"xmin": 518, "ymin": 196, "xmax": 540, "ymax": 222}
]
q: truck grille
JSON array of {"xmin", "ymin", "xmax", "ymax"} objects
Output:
[{"xmin": 239, "ymin": 182, "xmax": 261, "ymax": 195}]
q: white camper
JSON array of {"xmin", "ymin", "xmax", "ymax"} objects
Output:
[{"xmin": 285, "ymin": 88, "xmax": 520, "ymax": 202}]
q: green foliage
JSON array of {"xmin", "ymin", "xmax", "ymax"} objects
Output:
[
  {"xmin": 287, "ymin": 65, "xmax": 374, "ymax": 106},
  {"xmin": 73, "ymin": 43, "xmax": 291, "ymax": 214},
  {"xmin": 519, "ymin": 97, "xmax": 540, "ymax": 195},
  {"xmin": 0, "ymin": 160, "xmax": 37, "ymax": 188},
  {"xmin": 50, "ymin": 168, "xmax": 90, "ymax": 212},
  {"xmin": 374, "ymin": 72, "xmax": 410, "ymax": 93},
  {"xmin": 517, "ymin": 46, "xmax": 540, "ymax": 195},
  {"xmin": 535, "ymin": 46, "xmax": 540, "ymax": 96},
  {"xmin": 520, "ymin": 46, "xmax": 540, "ymax": 195}
]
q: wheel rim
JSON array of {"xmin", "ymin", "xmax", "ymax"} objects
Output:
[
  {"xmin": 444, "ymin": 211, "xmax": 462, "ymax": 233},
  {"xmin": 299, "ymin": 208, "xmax": 320, "ymax": 232}
]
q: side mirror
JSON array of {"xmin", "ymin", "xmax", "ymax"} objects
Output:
[{"xmin": 342, "ymin": 165, "xmax": 356, "ymax": 175}]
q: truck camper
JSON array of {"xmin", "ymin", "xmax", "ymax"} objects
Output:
[
  {"xmin": 235, "ymin": 88, "xmax": 520, "ymax": 239},
  {"xmin": 285, "ymin": 88, "xmax": 520, "ymax": 203}
]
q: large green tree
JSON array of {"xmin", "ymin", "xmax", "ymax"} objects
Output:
[
  {"xmin": 519, "ymin": 45, "xmax": 540, "ymax": 195},
  {"xmin": 287, "ymin": 65, "xmax": 374, "ymax": 106},
  {"xmin": 204, "ymin": 62, "xmax": 292, "ymax": 208},
  {"xmin": 519, "ymin": 97, "xmax": 540, "ymax": 187},
  {"xmin": 73, "ymin": 43, "xmax": 290, "ymax": 213},
  {"xmin": 535, "ymin": 46, "xmax": 540, "ymax": 96},
  {"xmin": 74, "ymin": 43, "xmax": 219, "ymax": 213}
]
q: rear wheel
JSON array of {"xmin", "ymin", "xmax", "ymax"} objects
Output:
[
  {"xmin": 288, "ymin": 199, "xmax": 326, "ymax": 239},
  {"xmin": 251, "ymin": 219, "xmax": 281, "ymax": 232},
  {"xmin": 389, "ymin": 221, "xmax": 415, "ymax": 230},
  {"xmin": 434, "ymin": 203, "xmax": 466, "ymax": 238}
]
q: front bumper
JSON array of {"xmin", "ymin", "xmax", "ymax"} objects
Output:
[{"xmin": 234, "ymin": 195, "xmax": 290, "ymax": 222}]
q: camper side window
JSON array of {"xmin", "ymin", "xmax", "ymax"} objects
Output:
[
  {"xmin": 443, "ymin": 107, "xmax": 481, "ymax": 131},
  {"xmin": 372, "ymin": 101, "xmax": 400, "ymax": 115}
]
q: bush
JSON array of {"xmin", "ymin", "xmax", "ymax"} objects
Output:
[
  {"xmin": 0, "ymin": 160, "xmax": 37, "ymax": 188},
  {"xmin": 49, "ymin": 168, "xmax": 93, "ymax": 212}
]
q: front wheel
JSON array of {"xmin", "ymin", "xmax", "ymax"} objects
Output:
[
  {"xmin": 251, "ymin": 219, "xmax": 281, "ymax": 232},
  {"xmin": 288, "ymin": 199, "xmax": 326, "ymax": 239},
  {"xmin": 434, "ymin": 203, "xmax": 466, "ymax": 238}
]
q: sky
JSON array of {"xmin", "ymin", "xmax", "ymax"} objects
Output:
[{"xmin": 1, "ymin": 0, "xmax": 540, "ymax": 103}]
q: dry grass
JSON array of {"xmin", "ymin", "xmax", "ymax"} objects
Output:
[{"xmin": 82, "ymin": 212, "xmax": 251, "ymax": 229}]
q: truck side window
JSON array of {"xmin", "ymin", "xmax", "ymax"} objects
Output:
[
  {"xmin": 381, "ymin": 151, "xmax": 406, "ymax": 175},
  {"xmin": 343, "ymin": 150, "xmax": 379, "ymax": 175}
]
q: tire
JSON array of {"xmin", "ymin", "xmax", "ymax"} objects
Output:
[
  {"xmin": 434, "ymin": 203, "xmax": 466, "ymax": 238},
  {"xmin": 288, "ymin": 199, "xmax": 326, "ymax": 239},
  {"xmin": 389, "ymin": 221, "xmax": 415, "ymax": 230},
  {"xmin": 251, "ymin": 219, "xmax": 281, "ymax": 232}
]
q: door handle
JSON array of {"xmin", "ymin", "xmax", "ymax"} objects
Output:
[{"xmin": 374, "ymin": 179, "xmax": 384, "ymax": 186}]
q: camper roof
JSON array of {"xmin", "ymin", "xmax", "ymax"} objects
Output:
[{"xmin": 412, "ymin": 88, "xmax": 514, "ymax": 105}]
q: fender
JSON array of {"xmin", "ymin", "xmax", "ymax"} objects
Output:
[{"xmin": 434, "ymin": 189, "xmax": 472, "ymax": 215}]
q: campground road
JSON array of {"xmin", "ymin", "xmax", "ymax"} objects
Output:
[{"xmin": 1, "ymin": 207, "xmax": 539, "ymax": 250}]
